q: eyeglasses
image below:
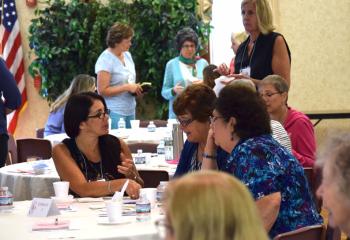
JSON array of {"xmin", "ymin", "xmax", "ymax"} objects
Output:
[
  {"xmin": 87, "ymin": 109, "xmax": 110, "ymax": 119},
  {"xmin": 259, "ymin": 92, "xmax": 281, "ymax": 98},
  {"xmin": 182, "ymin": 44, "xmax": 196, "ymax": 49},
  {"xmin": 177, "ymin": 118, "xmax": 194, "ymax": 127},
  {"xmin": 209, "ymin": 116, "xmax": 225, "ymax": 124},
  {"xmin": 155, "ymin": 219, "xmax": 174, "ymax": 239}
]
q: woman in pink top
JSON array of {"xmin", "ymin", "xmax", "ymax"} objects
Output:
[{"xmin": 258, "ymin": 75, "xmax": 316, "ymax": 167}]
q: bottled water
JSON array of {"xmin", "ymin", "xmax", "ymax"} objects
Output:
[
  {"xmin": 118, "ymin": 117, "xmax": 126, "ymax": 129},
  {"xmin": 136, "ymin": 192, "xmax": 151, "ymax": 222},
  {"xmin": 157, "ymin": 140, "xmax": 165, "ymax": 161},
  {"xmin": 156, "ymin": 181, "xmax": 168, "ymax": 202},
  {"xmin": 134, "ymin": 149, "xmax": 146, "ymax": 164},
  {"xmin": 147, "ymin": 121, "xmax": 156, "ymax": 132},
  {"xmin": 164, "ymin": 131, "xmax": 173, "ymax": 161},
  {"xmin": 0, "ymin": 187, "xmax": 13, "ymax": 210}
]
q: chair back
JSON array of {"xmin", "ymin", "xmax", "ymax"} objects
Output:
[
  {"xmin": 36, "ymin": 128, "xmax": 45, "ymax": 138},
  {"xmin": 16, "ymin": 138, "xmax": 52, "ymax": 163},
  {"xmin": 304, "ymin": 167, "xmax": 322, "ymax": 212},
  {"xmin": 138, "ymin": 170, "xmax": 169, "ymax": 188},
  {"xmin": 273, "ymin": 224, "xmax": 326, "ymax": 240},
  {"xmin": 128, "ymin": 142, "xmax": 158, "ymax": 153},
  {"xmin": 6, "ymin": 134, "xmax": 18, "ymax": 165},
  {"xmin": 326, "ymin": 224, "xmax": 342, "ymax": 240},
  {"xmin": 140, "ymin": 120, "xmax": 167, "ymax": 128}
]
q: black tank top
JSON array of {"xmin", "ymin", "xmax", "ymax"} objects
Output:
[
  {"xmin": 234, "ymin": 32, "xmax": 291, "ymax": 80},
  {"xmin": 63, "ymin": 135, "xmax": 124, "ymax": 183}
]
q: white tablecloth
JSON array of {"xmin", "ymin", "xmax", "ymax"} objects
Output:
[
  {"xmin": 0, "ymin": 157, "xmax": 177, "ymax": 201},
  {"xmin": 0, "ymin": 200, "xmax": 162, "ymax": 240},
  {"xmin": 45, "ymin": 128, "xmax": 170, "ymax": 146}
]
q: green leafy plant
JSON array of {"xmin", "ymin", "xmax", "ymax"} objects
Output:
[{"xmin": 28, "ymin": 0, "xmax": 210, "ymax": 118}]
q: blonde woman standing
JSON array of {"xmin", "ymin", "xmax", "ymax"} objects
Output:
[
  {"xmin": 44, "ymin": 74, "xmax": 96, "ymax": 137},
  {"xmin": 160, "ymin": 170, "xmax": 269, "ymax": 240}
]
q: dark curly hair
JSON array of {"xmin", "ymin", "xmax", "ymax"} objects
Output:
[
  {"xmin": 106, "ymin": 22, "xmax": 134, "ymax": 48},
  {"xmin": 216, "ymin": 85, "xmax": 271, "ymax": 139},
  {"xmin": 173, "ymin": 84, "xmax": 216, "ymax": 123},
  {"xmin": 64, "ymin": 92, "xmax": 107, "ymax": 138},
  {"xmin": 203, "ymin": 64, "xmax": 221, "ymax": 88},
  {"xmin": 175, "ymin": 27, "xmax": 198, "ymax": 52}
]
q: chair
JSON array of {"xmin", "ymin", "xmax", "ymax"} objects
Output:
[
  {"xmin": 16, "ymin": 138, "xmax": 52, "ymax": 163},
  {"xmin": 36, "ymin": 128, "xmax": 45, "ymax": 138},
  {"xmin": 325, "ymin": 224, "xmax": 342, "ymax": 240},
  {"xmin": 273, "ymin": 224, "xmax": 326, "ymax": 240},
  {"xmin": 138, "ymin": 170, "xmax": 169, "ymax": 188},
  {"xmin": 6, "ymin": 134, "xmax": 18, "ymax": 165},
  {"xmin": 140, "ymin": 120, "xmax": 167, "ymax": 128},
  {"xmin": 304, "ymin": 167, "xmax": 323, "ymax": 213},
  {"xmin": 128, "ymin": 142, "xmax": 158, "ymax": 153}
]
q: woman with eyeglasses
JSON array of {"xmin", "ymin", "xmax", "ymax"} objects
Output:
[
  {"xmin": 258, "ymin": 74, "xmax": 316, "ymax": 167},
  {"xmin": 158, "ymin": 170, "xmax": 269, "ymax": 240},
  {"xmin": 52, "ymin": 92, "xmax": 143, "ymax": 198},
  {"xmin": 203, "ymin": 84, "xmax": 322, "ymax": 238},
  {"xmin": 161, "ymin": 27, "xmax": 208, "ymax": 119},
  {"xmin": 173, "ymin": 84, "xmax": 227, "ymax": 177}
]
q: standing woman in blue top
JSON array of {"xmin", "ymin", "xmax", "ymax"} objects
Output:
[
  {"xmin": 161, "ymin": 27, "xmax": 208, "ymax": 119},
  {"xmin": 217, "ymin": 0, "xmax": 291, "ymax": 86},
  {"xmin": 95, "ymin": 23, "xmax": 142, "ymax": 129},
  {"xmin": 0, "ymin": 57, "xmax": 21, "ymax": 167}
]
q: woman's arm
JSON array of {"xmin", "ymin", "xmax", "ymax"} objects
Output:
[
  {"xmin": 272, "ymin": 36, "xmax": 291, "ymax": 86},
  {"xmin": 202, "ymin": 129, "xmax": 218, "ymax": 170},
  {"xmin": 255, "ymin": 192, "xmax": 281, "ymax": 231},
  {"xmin": 161, "ymin": 61, "xmax": 177, "ymax": 100},
  {"xmin": 97, "ymin": 71, "xmax": 142, "ymax": 97},
  {"xmin": 52, "ymin": 143, "xmax": 141, "ymax": 198},
  {"xmin": 117, "ymin": 139, "xmax": 144, "ymax": 186}
]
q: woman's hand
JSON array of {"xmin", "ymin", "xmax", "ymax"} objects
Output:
[
  {"xmin": 173, "ymin": 83, "xmax": 184, "ymax": 95},
  {"xmin": 117, "ymin": 154, "xmax": 138, "ymax": 180},
  {"xmin": 216, "ymin": 63, "xmax": 230, "ymax": 76},
  {"xmin": 125, "ymin": 180, "xmax": 141, "ymax": 199},
  {"xmin": 128, "ymin": 83, "xmax": 143, "ymax": 96}
]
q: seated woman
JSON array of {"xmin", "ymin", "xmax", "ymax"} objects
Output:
[
  {"xmin": 162, "ymin": 170, "xmax": 269, "ymax": 240},
  {"xmin": 203, "ymin": 85, "xmax": 322, "ymax": 238},
  {"xmin": 317, "ymin": 133, "xmax": 350, "ymax": 237},
  {"xmin": 44, "ymin": 74, "xmax": 96, "ymax": 137},
  {"xmin": 172, "ymin": 84, "xmax": 224, "ymax": 177},
  {"xmin": 52, "ymin": 92, "xmax": 143, "ymax": 198},
  {"xmin": 258, "ymin": 74, "xmax": 316, "ymax": 167}
]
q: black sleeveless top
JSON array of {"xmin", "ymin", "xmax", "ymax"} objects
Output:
[
  {"xmin": 63, "ymin": 134, "xmax": 124, "ymax": 184},
  {"xmin": 234, "ymin": 32, "xmax": 291, "ymax": 80}
]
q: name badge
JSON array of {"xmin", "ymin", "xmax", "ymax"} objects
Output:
[{"xmin": 240, "ymin": 66, "xmax": 251, "ymax": 77}]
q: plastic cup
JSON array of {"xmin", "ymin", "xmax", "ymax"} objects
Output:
[
  {"xmin": 130, "ymin": 120, "xmax": 140, "ymax": 129},
  {"xmin": 140, "ymin": 188, "xmax": 157, "ymax": 208},
  {"xmin": 106, "ymin": 200, "xmax": 122, "ymax": 223},
  {"xmin": 53, "ymin": 181, "xmax": 69, "ymax": 198}
]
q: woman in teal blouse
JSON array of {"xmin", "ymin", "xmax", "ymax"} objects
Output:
[{"xmin": 161, "ymin": 27, "xmax": 208, "ymax": 119}]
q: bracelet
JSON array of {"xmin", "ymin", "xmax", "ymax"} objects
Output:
[
  {"xmin": 202, "ymin": 153, "xmax": 216, "ymax": 159},
  {"xmin": 107, "ymin": 181, "xmax": 113, "ymax": 194}
]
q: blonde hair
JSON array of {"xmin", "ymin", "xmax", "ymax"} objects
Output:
[
  {"xmin": 241, "ymin": 0, "xmax": 275, "ymax": 34},
  {"xmin": 165, "ymin": 170, "xmax": 269, "ymax": 240},
  {"xmin": 231, "ymin": 31, "xmax": 248, "ymax": 44},
  {"xmin": 50, "ymin": 74, "xmax": 96, "ymax": 112}
]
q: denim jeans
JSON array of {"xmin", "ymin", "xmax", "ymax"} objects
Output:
[{"xmin": 109, "ymin": 111, "xmax": 135, "ymax": 129}]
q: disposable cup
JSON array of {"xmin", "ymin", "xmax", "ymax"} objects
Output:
[
  {"xmin": 130, "ymin": 120, "xmax": 140, "ymax": 129},
  {"xmin": 140, "ymin": 188, "xmax": 157, "ymax": 208},
  {"xmin": 53, "ymin": 181, "xmax": 69, "ymax": 198},
  {"xmin": 106, "ymin": 200, "xmax": 122, "ymax": 223}
]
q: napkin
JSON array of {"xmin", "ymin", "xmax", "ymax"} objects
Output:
[{"xmin": 32, "ymin": 219, "xmax": 70, "ymax": 231}]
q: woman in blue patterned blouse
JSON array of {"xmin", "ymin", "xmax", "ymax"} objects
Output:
[{"xmin": 203, "ymin": 84, "xmax": 322, "ymax": 238}]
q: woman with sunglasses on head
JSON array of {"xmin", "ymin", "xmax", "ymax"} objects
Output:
[
  {"xmin": 258, "ymin": 74, "xmax": 316, "ymax": 167},
  {"xmin": 172, "ymin": 84, "xmax": 227, "ymax": 177},
  {"xmin": 52, "ymin": 92, "xmax": 143, "ymax": 198},
  {"xmin": 161, "ymin": 27, "xmax": 208, "ymax": 119}
]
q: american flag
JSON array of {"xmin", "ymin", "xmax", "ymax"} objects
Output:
[{"xmin": 1, "ymin": 0, "xmax": 26, "ymax": 134}]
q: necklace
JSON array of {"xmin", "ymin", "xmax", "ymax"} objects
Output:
[
  {"xmin": 78, "ymin": 149, "xmax": 104, "ymax": 182},
  {"xmin": 239, "ymin": 34, "xmax": 260, "ymax": 73}
]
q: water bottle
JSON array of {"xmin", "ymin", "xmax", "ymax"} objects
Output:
[
  {"xmin": 164, "ymin": 131, "xmax": 173, "ymax": 161},
  {"xmin": 118, "ymin": 117, "xmax": 126, "ymax": 129},
  {"xmin": 156, "ymin": 181, "xmax": 168, "ymax": 202},
  {"xmin": 0, "ymin": 187, "xmax": 13, "ymax": 210},
  {"xmin": 136, "ymin": 192, "xmax": 151, "ymax": 222},
  {"xmin": 134, "ymin": 149, "xmax": 146, "ymax": 164},
  {"xmin": 147, "ymin": 121, "xmax": 156, "ymax": 132},
  {"xmin": 157, "ymin": 140, "xmax": 165, "ymax": 161}
]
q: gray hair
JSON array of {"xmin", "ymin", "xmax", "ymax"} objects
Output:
[
  {"xmin": 259, "ymin": 75, "xmax": 289, "ymax": 93},
  {"xmin": 317, "ymin": 132, "xmax": 350, "ymax": 197},
  {"xmin": 175, "ymin": 27, "xmax": 198, "ymax": 52},
  {"xmin": 229, "ymin": 78, "xmax": 256, "ymax": 92}
]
